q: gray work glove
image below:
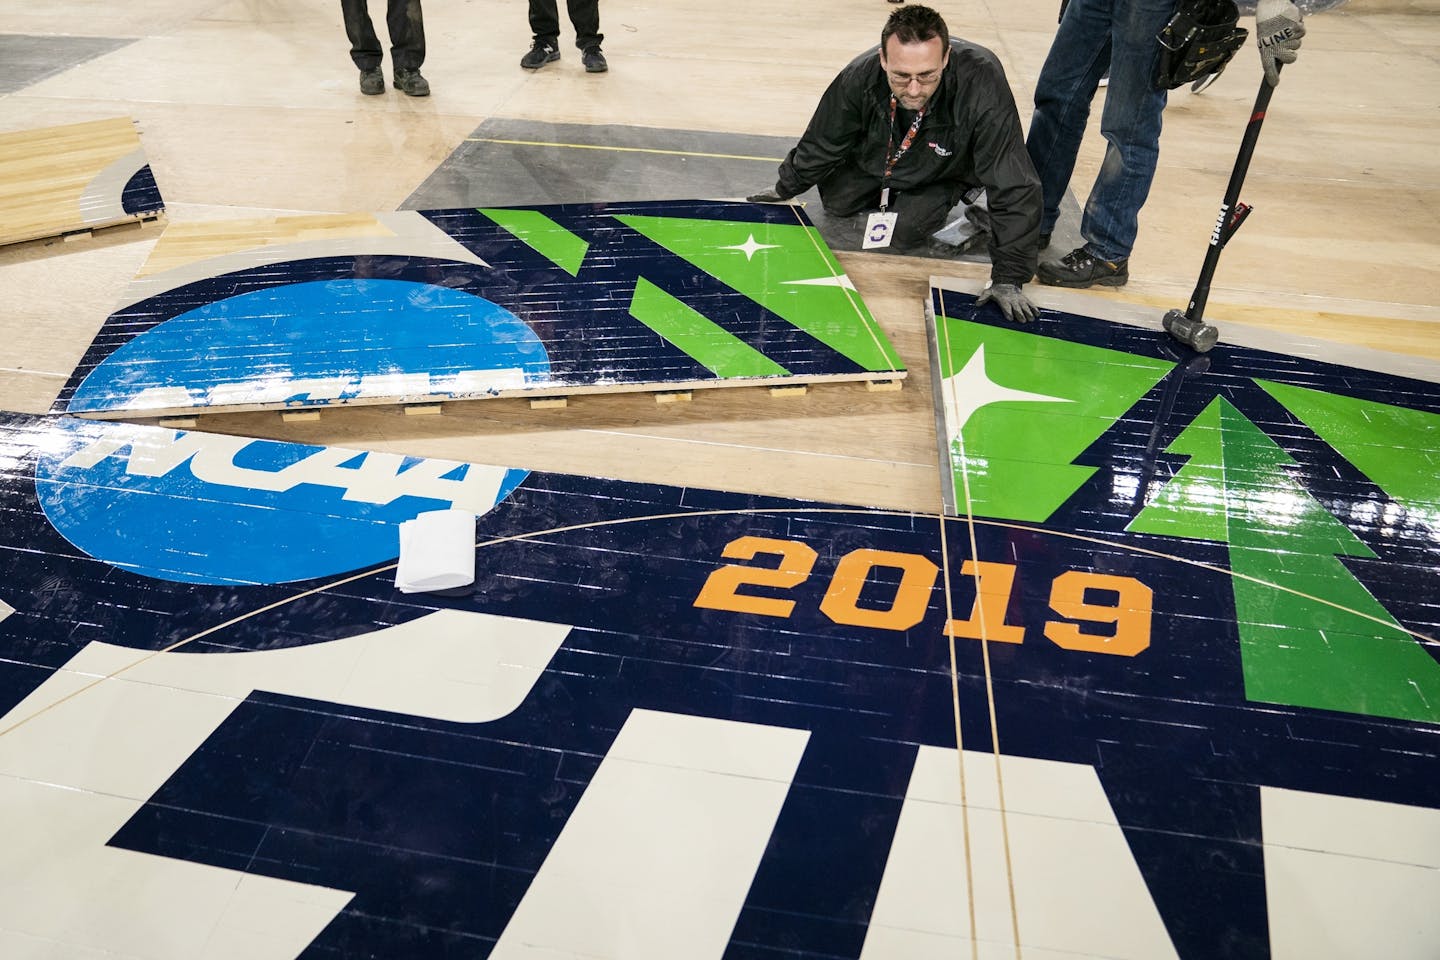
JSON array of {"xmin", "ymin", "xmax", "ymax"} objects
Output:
[
  {"xmin": 975, "ymin": 281, "xmax": 1039, "ymax": 324},
  {"xmin": 746, "ymin": 187, "xmax": 788, "ymax": 203},
  {"xmin": 1255, "ymin": 0, "xmax": 1305, "ymax": 86}
]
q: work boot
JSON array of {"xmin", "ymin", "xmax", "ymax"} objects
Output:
[
  {"xmin": 1037, "ymin": 246, "xmax": 1129, "ymax": 288},
  {"xmin": 393, "ymin": 68, "xmax": 430, "ymax": 97},
  {"xmin": 521, "ymin": 41, "xmax": 560, "ymax": 70},
  {"xmin": 582, "ymin": 46, "xmax": 608, "ymax": 73},
  {"xmin": 359, "ymin": 67, "xmax": 384, "ymax": 95}
]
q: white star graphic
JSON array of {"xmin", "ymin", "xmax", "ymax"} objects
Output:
[
  {"xmin": 941, "ymin": 343, "xmax": 1070, "ymax": 433},
  {"xmin": 782, "ymin": 275, "xmax": 857, "ymax": 291},
  {"xmin": 720, "ymin": 234, "xmax": 781, "ymax": 261}
]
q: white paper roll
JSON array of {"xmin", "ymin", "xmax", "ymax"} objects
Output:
[{"xmin": 395, "ymin": 509, "xmax": 477, "ymax": 593}]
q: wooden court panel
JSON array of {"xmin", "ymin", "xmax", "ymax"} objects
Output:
[
  {"xmin": 2, "ymin": 351, "xmax": 1438, "ymax": 959},
  {"xmin": 52, "ymin": 200, "xmax": 906, "ymax": 420},
  {"xmin": 929, "ymin": 273, "xmax": 1440, "ymax": 722},
  {"xmin": 0, "ymin": 116, "xmax": 164, "ymax": 247}
]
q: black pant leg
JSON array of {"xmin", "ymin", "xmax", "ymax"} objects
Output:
[
  {"xmin": 816, "ymin": 165, "xmax": 883, "ymax": 218},
  {"xmin": 386, "ymin": 0, "xmax": 425, "ymax": 69},
  {"xmin": 566, "ymin": 0, "xmax": 603, "ymax": 49},
  {"xmin": 816, "ymin": 166, "xmax": 961, "ymax": 250},
  {"xmin": 529, "ymin": 0, "xmax": 561, "ymax": 43},
  {"xmin": 890, "ymin": 181, "xmax": 963, "ymax": 250},
  {"xmin": 341, "ymin": 0, "xmax": 383, "ymax": 70}
]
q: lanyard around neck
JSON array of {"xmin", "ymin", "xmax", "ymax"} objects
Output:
[{"xmin": 882, "ymin": 95, "xmax": 926, "ymax": 211}]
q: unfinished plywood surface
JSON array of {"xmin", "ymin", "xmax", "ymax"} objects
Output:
[
  {"xmin": 53, "ymin": 200, "xmax": 906, "ymax": 420},
  {"xmin": 0, "ymin": 396, "xmax": 1436, "ymax": 959},
  {"xmin": 0, "ymin": 117, "xmax": 164, "ymax": 247}
]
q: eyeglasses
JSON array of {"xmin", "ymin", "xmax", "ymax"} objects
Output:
[{"xmin": 886, "ymin": 69, "xmax": 942, "ymax": 86}]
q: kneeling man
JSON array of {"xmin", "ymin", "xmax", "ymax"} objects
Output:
[{"xmin": 751, "ymin": 5, "xmax": 1042, "ymax": 322}]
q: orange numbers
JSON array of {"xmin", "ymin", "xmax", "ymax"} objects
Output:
[
  {"xmin": 820, "ymin": 549, "xmax": 939, "ymax": 630},
  {"xmin": 693, "ymin": 536, "xmax": 818, "ymax": 618},
  {"xmin": 692, "ymin": 537, "xmax": 1154, "ymax": 658},
  {"xmin": 944, "ymin": 560, "xmax": 1026, "ymax": 644},
  {"xmin": 1043, "ymin": 571, "xmax": 1153, "ymax": 657}
]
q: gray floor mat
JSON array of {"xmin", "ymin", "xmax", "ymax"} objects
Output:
[{"xmin": 0, "ymin": 34, "xmax": 134, "ymax": 95}]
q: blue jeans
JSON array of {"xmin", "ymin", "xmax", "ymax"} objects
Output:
[{"xmin": 1027, "ymin": 0, "xmax": 1175, "ymax": 262}]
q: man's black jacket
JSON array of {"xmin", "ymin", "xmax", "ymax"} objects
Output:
[{"xmin": 777, "ymin": 39, "xmax": 1041, "ymax": 285}]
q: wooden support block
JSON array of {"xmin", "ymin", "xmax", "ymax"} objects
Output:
[
  {"xmin": 62, "ymin": 229, "xmax": 94, "ymax": 243},
  {"xmin": 101, "ymin": 219, "xmax": 145, "ymax": 235},
  {"xmin": 404, "ymin": 403, "xmax": 444, "ymax": 416},
  {"xmin": 655, "ymin": 391, "xmax": 693, "ymax": 404},
  {"xmin": 530, "ymin": 397, "xmax": 568, "ymax": 410},
  {"xmin": 281, "ymin": 409, "xmax": 322, "ymax": 423},
  {"xmin": 769, "ymin": 385, "xmax": 808, "ymax": 399},
  {"xmin": 865, "ymin": 379, "xmax": 903, "ymax": 393},
  {"xmin": 157, "ymin": 417, "xmax": 198, "ymax": 428}
]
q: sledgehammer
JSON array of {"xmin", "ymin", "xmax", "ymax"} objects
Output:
[{"xmin": 1164, "ymin": 71, "xmax": 1279, "ymax": 352}]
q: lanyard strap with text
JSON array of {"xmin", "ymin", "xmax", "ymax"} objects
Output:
[{"xmin": 881, "ymin": 95, "xmax": 925, "ymax": 211}]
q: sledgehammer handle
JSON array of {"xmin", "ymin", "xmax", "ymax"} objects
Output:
[{"xmin": 1185, "ymin": 73, "xmax": 1278, "ymax": 324}]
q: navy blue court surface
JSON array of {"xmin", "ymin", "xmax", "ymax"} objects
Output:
[{"xmin": 3, "ymin": 280, "xmax": 1438, "ymax": 959}]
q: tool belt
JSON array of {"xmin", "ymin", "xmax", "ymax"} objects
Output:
[{"xmin": 1155, "ymin": 0, "xmax": 1248, "ymax": 89}]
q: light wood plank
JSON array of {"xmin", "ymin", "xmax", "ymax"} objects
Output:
[{"xmin": 0, "ymin": 118, "xmax": 163, "ymax": 247}]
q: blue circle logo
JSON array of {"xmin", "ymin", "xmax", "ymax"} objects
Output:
[
  {"xmin": 35, "ymin": 420, "xmax": 528, "ymax": 585},
  {"xmin": 69, "ymin": 277, "xmax": 551, "ymax": 413}
]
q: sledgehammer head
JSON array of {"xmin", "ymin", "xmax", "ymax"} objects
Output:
[{"xmin": 1163, "ymin": 309, "xmax": 1219, "ymax": 353}]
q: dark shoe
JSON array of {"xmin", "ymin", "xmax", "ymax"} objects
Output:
[
  {"xmin": 521, "ymin": 42, "xmax": 560, "ymax": 70},
  {"xmin": 1037, "ymin": 246, "xmax": 1129, "ymax": 288},
  {"xmin": 582, "ymin": 46, "xmax": 608, "ymax": 73},
  {"xmin": 393, "ymin": 68, "xmax": 429, "ymax": 97},
  {"xmin": 359, "ymin": 67, "xmax": 384, "ymax": 95}
]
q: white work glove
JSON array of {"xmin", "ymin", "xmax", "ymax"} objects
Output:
[
  {"xmin": 975, "ymin": 281, "xmax": 1039, "ymax": 324},
  {"xmin": 1255, "ymin": 0, "xmax": 1305, "ymax": 86}
]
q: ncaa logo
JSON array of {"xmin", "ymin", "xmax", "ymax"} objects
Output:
[
  {"xmin": 67, "ymin": 278, "xmax": 551, "ymax": 414},
  {"xmin": 34, "ymin": 420, "xmax": 527, "ymax": 585}
]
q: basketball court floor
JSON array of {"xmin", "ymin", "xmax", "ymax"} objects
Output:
[{"xmin": 1, "ymin": 2, "xmax": 1437, "ymax": 958}]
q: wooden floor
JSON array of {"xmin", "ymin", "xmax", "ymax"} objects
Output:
[
  {"xmin": 0, "ymin": 0, "xmax": 1435, "ymax": 514},
  {"xmin": 1, "ymin": 3, "xmax": 1438, "ymax": 959}
]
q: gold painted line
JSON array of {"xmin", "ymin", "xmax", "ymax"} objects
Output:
[
  {"xmin": 937, "ymin": 290, "xmax": 1024, "ymax": 959},
  {"xmin": 934, "ymin": 292, "xmax": 981, "ymax": 959},
  {"xmin": 784, "ymin": 202, "xmax": 904, "ymax": 379},
  {"xmin": 935, "ymin": 451, "xmax": 982, "ymax": 960},
  {"xmin": 466, "ymin": 137, "xmax": 784, "ymax": 163}
]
